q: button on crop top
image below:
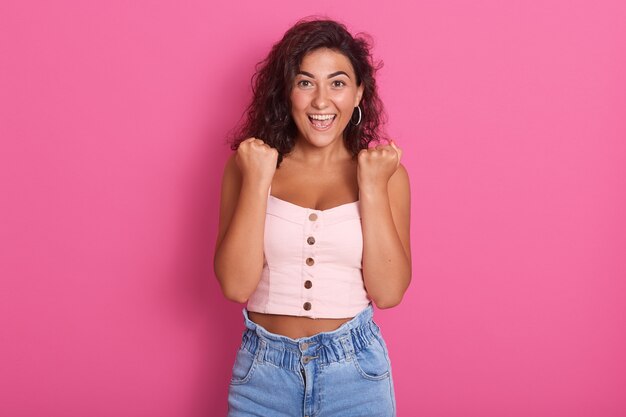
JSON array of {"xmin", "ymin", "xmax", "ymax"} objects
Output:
[{"xmin": 246, "ymin": 187, "xmax": 372, "ymax": 319}]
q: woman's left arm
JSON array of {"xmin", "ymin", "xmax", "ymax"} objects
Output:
[{"xmin": 359, "ymin": 142, "xmax": 412, "ymax": 308}]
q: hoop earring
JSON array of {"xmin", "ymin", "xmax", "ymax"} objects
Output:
[{"xmin": 351, "ymin": 105, "xmax": 362, "ymax": 126}]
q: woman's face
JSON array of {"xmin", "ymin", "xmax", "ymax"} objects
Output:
[{"xmin": 290, "ymin": 48, "xmax": 364, "ymax": 148}]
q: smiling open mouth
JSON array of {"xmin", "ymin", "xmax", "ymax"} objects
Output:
[{"xmin": 308, "ymin": 114, "xmax": 336, "ymax": 130}]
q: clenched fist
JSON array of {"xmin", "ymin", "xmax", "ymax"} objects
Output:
[
  {"xmin": 357, "ymin": 140, "xmax": 403, "ymax": 190},
  {"xmin": 235, "ymin": 137, "xmax": 278, "ymax": 187}
]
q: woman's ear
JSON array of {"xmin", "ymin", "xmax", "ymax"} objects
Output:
[{"xmin": 355, "ymin": 83, "xmax": 364, "ymax": 107}]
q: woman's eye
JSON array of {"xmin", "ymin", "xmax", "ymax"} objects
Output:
[
  {"xmin": 298, "ymin": 80, "xmax": 312, "ymax": 87},
  {"xmin": 332, "ymin": 80, "xmax": 346, "ymax": 87}
]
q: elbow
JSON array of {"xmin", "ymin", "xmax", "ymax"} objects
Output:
[
  {"xmin": 218, "ymin": 280, "xmax": 250, "ymax": 304},
  {"xmin": 224, "ymin": 290, "xmax": 249, "ymax": 304},
  {"xmin": 369, "ymin": 277, "xmax": 410, "ymax": 310},
  {"xmin": 214, "ymin": 265, "xmax": 251, "ymax": 304},
  {"xmin": 371, "ymin": 290, "xmax": 404, "ymax": 309},
  {"xmin": 371, "ymin": 285, "xmax": 409, "ymax": 309},
  {"xmin": 374, "ymin": 295, "xmax": 403, "ymax": 309}
]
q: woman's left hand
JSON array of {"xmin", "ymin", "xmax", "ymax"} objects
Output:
[{"xmin": 357, "ymin": 140, "xmax": 403, "ymax": 190}]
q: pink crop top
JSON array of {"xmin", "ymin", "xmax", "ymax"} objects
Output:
[{"xmin": 246, "ymin": 186, "xmax": 372, "ymax": 319}]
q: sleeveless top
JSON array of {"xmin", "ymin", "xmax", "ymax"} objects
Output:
[{"xmin": 246, "ymin": 186, "xmax": 372, "ymax": 319}]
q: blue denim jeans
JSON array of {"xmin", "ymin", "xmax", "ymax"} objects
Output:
[{"xmin": 227, "ymin": 303, "xmax": 396, "ymax": 416}]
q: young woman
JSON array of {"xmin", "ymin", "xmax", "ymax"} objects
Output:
[{"xmin": 214, "ymin": 17, "xmax": 411, "ymax": 417}]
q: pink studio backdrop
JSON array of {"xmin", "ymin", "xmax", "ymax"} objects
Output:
[{"xmin": 1, "ymin": 0, "xmax": 625, "ymax": 416}]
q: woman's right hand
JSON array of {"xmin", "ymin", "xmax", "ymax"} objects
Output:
[{"xmin": 235, "ymin": 137, "xmax": 278, "ymax": 187}]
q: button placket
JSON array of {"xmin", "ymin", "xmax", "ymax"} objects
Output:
[{"xmin": 303, "ymin": 210, "xmax": 319, "ymax": 312}]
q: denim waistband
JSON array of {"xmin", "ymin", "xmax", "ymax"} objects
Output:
[{"xmin": 239, "ymin": 303, "xmax": 379, "ymax": 371}]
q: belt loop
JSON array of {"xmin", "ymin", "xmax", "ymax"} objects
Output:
[
  {"xmin": 369, "ymin": 319, "xmax": 380, "ymax": 334},
  {"xmin": 255, "ymin": 339, "xmax": 267, "ymax": 363},
  {"xmin": 339, "ymin": 335, "xmax": 354, "ymax": 358}
]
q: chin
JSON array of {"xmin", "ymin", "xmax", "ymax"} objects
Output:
[{"xmin": 298, "ymin": 124, "xmax": 349, "ymax": 146}]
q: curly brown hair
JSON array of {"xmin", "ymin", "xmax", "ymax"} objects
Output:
[{"xmin": 228, "ymin": 17, "xmax": 387, "ymax": 167}]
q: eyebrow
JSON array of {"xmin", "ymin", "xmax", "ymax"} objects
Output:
[{"xmin": 297, "ymin": 70, "xmax": 351, "ymax": 79}]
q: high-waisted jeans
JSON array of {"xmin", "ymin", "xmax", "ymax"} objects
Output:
[{"xmin": 227, "ymin": 303, "xmax": 396, "ymax": 417}]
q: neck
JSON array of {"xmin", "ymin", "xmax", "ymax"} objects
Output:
[{"xmin": 289, "ymin": 135, "xmax": 353, "ymax": 167}]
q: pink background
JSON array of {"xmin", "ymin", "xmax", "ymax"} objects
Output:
[{"xmin": 1, "ymin": 0, "xmax": 625, "ymax": 416}]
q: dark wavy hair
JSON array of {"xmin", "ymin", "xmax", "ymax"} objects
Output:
[{"xmin": 228, "ymin": 17, "xmax": 387, "ymax": 167}]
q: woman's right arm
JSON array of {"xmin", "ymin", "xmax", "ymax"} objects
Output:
[{"xmin": 213, "ymin": 139, "xmax": 277, "ymax": 303}]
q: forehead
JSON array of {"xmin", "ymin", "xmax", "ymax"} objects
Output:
[{"xmin": 299, "ymin": 48, "xmax": 356, "ymax": 76}]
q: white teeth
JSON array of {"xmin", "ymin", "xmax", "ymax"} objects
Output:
[{"xmin": 309, "ymin": 114, "xmax": 335, "ymax": 120}]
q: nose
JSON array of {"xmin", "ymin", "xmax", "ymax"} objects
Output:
[{"xmin": 311, "ymin": 87, "xmax": 328, "ymax": 109}]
